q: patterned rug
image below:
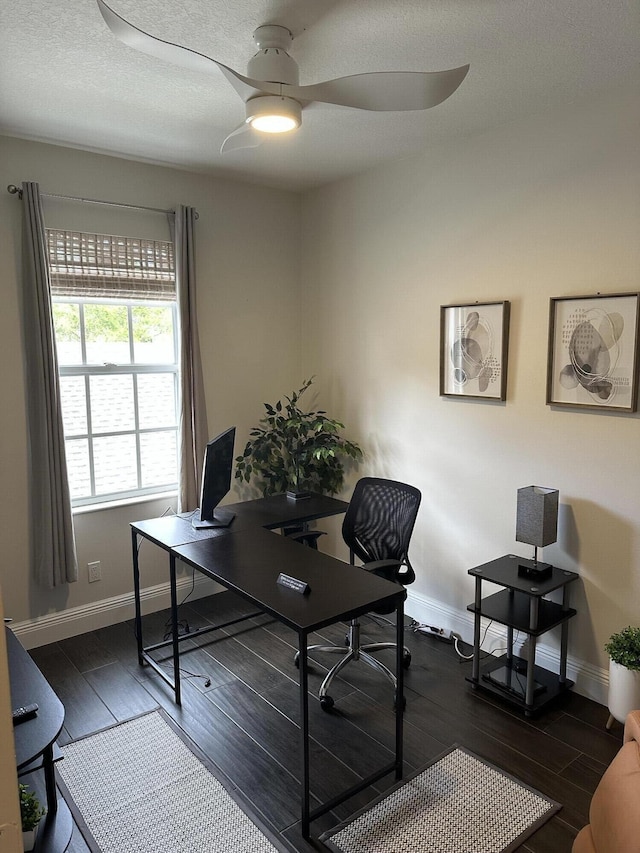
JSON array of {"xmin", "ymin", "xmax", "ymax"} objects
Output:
[
  {"xmin": 320, "ymin": 746, "xmax": 560, "ymax": 853},
  {"xmin": 57, "ymin": 710, "xmax": 291, "ymax": 852}
]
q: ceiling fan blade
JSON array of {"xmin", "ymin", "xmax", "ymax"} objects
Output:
[
  {"xmin": 281, "ymin": 65, "xmax": 470, "ymax": 111},
  {"xmin": 220, "ymin": 122, "xmax": 263, "ymax": 155},
  {"xmin": 96, "ymin": 0, "xmax": 269, "ymax": 102}
]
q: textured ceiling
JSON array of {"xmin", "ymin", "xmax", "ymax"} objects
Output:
[{"xmin": 1, "ymin": 0, "xmax": 638, "ymax": 192}]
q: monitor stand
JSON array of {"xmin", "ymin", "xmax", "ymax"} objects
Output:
[{"xmin": 191, "ymin": 508, "xmax": 236, "ymax": 530}]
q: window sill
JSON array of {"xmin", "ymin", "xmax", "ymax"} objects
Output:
[{"xmin": 72, "ymin": 490, "xmax": 178, "ymax": 515}]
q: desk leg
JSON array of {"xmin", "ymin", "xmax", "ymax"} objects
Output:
[
  {"xmin": 395, "ymin": 596, "xmax": 404, "ymax": 780},
  {"xmin": 298, "ymin": 632, "xmax": 311, "ymax": 839},
  {"xmin": 131, "ymin": 528, "xmax": 144, "ymax": 665},
  {"xmin": 169, "ymin": 554, "xmax": 182, "ymax": 706}
]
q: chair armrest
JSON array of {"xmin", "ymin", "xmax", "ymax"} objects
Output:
[
  {"xmin": 285, "ymin": 530, "xmax": 326, "ymax": 548},
  {"xmin": 363, "ymin": 559, "xmax": 403, "ymax": 583},
  {"xmin": 364, "ymin": 559, "xmax": 401, "ymax": 571},
  {"xmin": 363, "ymin": 559, "xmax": 416, "ymax": 586}
]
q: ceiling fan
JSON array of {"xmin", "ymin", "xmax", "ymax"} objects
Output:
[{"xmin": 96, "ymin": 0, "xmax": 469, "ymax": 154}]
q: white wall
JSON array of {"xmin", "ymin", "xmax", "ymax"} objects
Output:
[
  {"xmin": 0, "ymin": 135, "xmax": 302, "ymax": 640},
  {"xmin": 300, "ymin": 88, "xmax": 640, "ymax": 701}
]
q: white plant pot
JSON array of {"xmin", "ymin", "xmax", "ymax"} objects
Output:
[
  {"xmin": 608, "ymin": 658, "xmax": 640, "ymax": 725},
  {"xmin": 22, "ymin": 829, "xmax": 36, "ymax": 852}
]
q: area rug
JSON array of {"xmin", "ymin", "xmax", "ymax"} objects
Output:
[
  {"xmin": 56, "ymin": 709, "xmax": 291, "ymax": 852},
  {"xmin": 320, "ymin": 746, "xmax": 560, "ymax": 853}
]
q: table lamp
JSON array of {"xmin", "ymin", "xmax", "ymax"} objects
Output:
[{"xmin": 515, "ymin": 486, "xmax": 559, "ymax": 580}]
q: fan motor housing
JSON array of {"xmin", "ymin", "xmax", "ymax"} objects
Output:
[{"xmin": 248, "ymin": 25, "xmax": 299, "ymax": 85}]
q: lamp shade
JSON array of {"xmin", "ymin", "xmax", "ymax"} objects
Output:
[{"xmin": 515, "ymin": 486, "xmax": 559, "ymax": 548}]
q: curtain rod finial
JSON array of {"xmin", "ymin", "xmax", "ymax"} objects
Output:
[{"xmin": 7, "ymin": 184, "xmax": 23, "ymax": 198}]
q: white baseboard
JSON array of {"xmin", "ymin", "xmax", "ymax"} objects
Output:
[
  {"xmin": 405, "ymin": 588, "xmax": 608, "ymax": 706},
  {"xmin": 11, "ymin": 574, "xmax": 222, "ymax": 650}
]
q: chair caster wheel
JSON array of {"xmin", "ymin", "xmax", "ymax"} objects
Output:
[
  {"xmin": 403, "ymin": 652, "xmax": 411, "ymax": 669},
  {"xmin": 320, "ymin": 695, "xmax": 335, "ymax": 712},
  {"xmin": 344, "ymin": 634, "xmax": 350, "ymax": 647},
  {"xmin": 394, "ymin": 693, "xmax": 407, "ymax": 712}
]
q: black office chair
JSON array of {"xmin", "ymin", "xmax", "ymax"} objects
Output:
[{"xmin": 296, "ymin": 477, "xmax": 421, "ymax": 711}]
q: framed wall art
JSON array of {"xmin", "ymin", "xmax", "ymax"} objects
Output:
[
  {"xmin": 546, "ymin": 292, "xmax": 640, "ymax": 411},
  {"xmin": 440, "ymin": 301, "xmax": 510, "ymax": 400}
]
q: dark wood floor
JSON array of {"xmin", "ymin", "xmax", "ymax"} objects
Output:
[{"xmin": 28, "ymin": 590, "xmax": 621, "ymax": 852}]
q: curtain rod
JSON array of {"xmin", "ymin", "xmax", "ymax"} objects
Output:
[{"xmin": 6, "ymin": 184, "xmax": 198, "ymax": 219}]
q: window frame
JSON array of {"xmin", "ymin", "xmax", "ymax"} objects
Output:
[
  {"xmin": 47, "ymin": 228, "xmax": 180, "ymax": 509},
  {"xmin": 53, "ymin": 295, "xmax": 180, "ymax": 508}
]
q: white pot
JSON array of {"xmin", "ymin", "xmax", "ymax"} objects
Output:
[
  {"xmin": 22, "ymin": 829, "xmax": 36, "ymax": 852},
  {"xmin": 608, "ymin": 658, "xmax": 640, "ymax": 725}
]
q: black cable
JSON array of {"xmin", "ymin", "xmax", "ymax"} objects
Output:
[
  {"xmin": 162, "ymin": 619, "xmax": 191, "ymax": 642},
  {"xmin": 154, "ymin": 659, "xmax": 212, "ymax": 688},
  {"xmin": 453, "ymin": 625, "xmax": 524, "ymax": 664},
  {"xmin": 175, "ymin": 666, "xmax": 211, "ymax": 688},
  {"xmin": 177, "ymin": 567, "xmax": 197, "ymax": 608},
  {"xmin": 136, "ymin": 505, "xmax": 176, "ymax": 558},
  {"xmin": 162, "ymin": 567, "xmax": 199, "ymax": 639}
]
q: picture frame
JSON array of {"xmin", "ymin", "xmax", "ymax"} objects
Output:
[
  {"xmin": 440, "ymin": 301, "xmax": 510, "ymax": 400},
  {"xmin": 546, "ymin": 292, "xmax": 640, "ymax": 412}
]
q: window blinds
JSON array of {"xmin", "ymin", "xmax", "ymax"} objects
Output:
[{"xmin": 46, "ymin": 230, "xmax": 176, "ymax": 301}]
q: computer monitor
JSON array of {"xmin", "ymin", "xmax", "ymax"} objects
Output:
[{"xmin": 192, "ymin": 426, "xmax": 236, "ymax": 529}]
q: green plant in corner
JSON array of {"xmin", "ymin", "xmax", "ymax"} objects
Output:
[
  {"xmin": 20, "ymin": 784, "xmax": 45, "ymax": 832},
  {"xmin": 605, "ymin": 626, "xmax": 640, "ymax": 671},
  {"xmin": 235, "ymin": 377, "xmax": 363, "ymax": 497}
]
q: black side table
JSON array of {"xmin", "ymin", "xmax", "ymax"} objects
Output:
[
  {"xmin": 466, "ymin": 554, "xmax": 578, "ymax": 716},
  {"xmin": 7, "ymin": 627, "xmax": 72, "ymax": 851}
]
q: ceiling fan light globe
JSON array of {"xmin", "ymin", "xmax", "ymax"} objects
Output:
[
  {"xmin": 245, "ymin": 96, "xmax": 301, "ymax": 134},
  {"xmin": 251, "ymin": 115, "xmax": 298, "ymax": 133}
]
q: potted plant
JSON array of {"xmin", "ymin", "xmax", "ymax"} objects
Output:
[
  {"xmin": 605, "ymin": 625, "xmax": 640, "ymax": 728},
  {"xmin": 235, "ymin": 377, "xmax": 363, "ymax": 499},
  {"xmin": 20, "ymin": 783, "xmax": 45, "ymax": 852}
]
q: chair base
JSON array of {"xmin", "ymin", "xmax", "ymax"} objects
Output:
[{"xmin": 295, "ymin": 618, "xmax": 410, "ymax": 711}]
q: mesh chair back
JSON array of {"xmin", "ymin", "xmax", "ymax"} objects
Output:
[{"xmin": 342, "ymin": 478, "xmax": 421, "ymax": 586}]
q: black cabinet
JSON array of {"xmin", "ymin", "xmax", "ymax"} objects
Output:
[
  {"xmin": 466, "ymin": 555, "xmax": 578, "ymax": 716},
  {"xmin": 7, "ymin": 627, "xmax": 72, "ymax": 852}
]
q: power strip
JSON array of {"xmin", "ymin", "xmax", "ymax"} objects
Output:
[{"xmin": 411, "ymin": 622, "xmax": 455, "ymax": 643}]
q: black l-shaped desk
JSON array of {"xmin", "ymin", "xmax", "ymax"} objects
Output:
[{"xmin": 131, "ymin": 493, "xmax": 406, "ymax": 839}]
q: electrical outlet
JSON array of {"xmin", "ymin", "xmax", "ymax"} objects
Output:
[{"xmin": 88, "ymin": 561, "xmax": 101, "ymax": 582}]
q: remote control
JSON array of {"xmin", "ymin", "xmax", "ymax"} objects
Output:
[{"xmin": 12, "ymin": 703, "xmax": 38, "ymax": 724}]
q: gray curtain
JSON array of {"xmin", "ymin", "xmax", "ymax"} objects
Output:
[
  {"xmin": 20, "ymin": 182, "xmax": 78, "ymax": 587},
  {"xmin": 172, "ymin": 205, "xmax": 209, "ymax": 512}
]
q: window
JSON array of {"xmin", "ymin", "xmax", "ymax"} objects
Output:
[{"xmin": 48, "ymin": 230, "xmax": 179, "ymax": 507}]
